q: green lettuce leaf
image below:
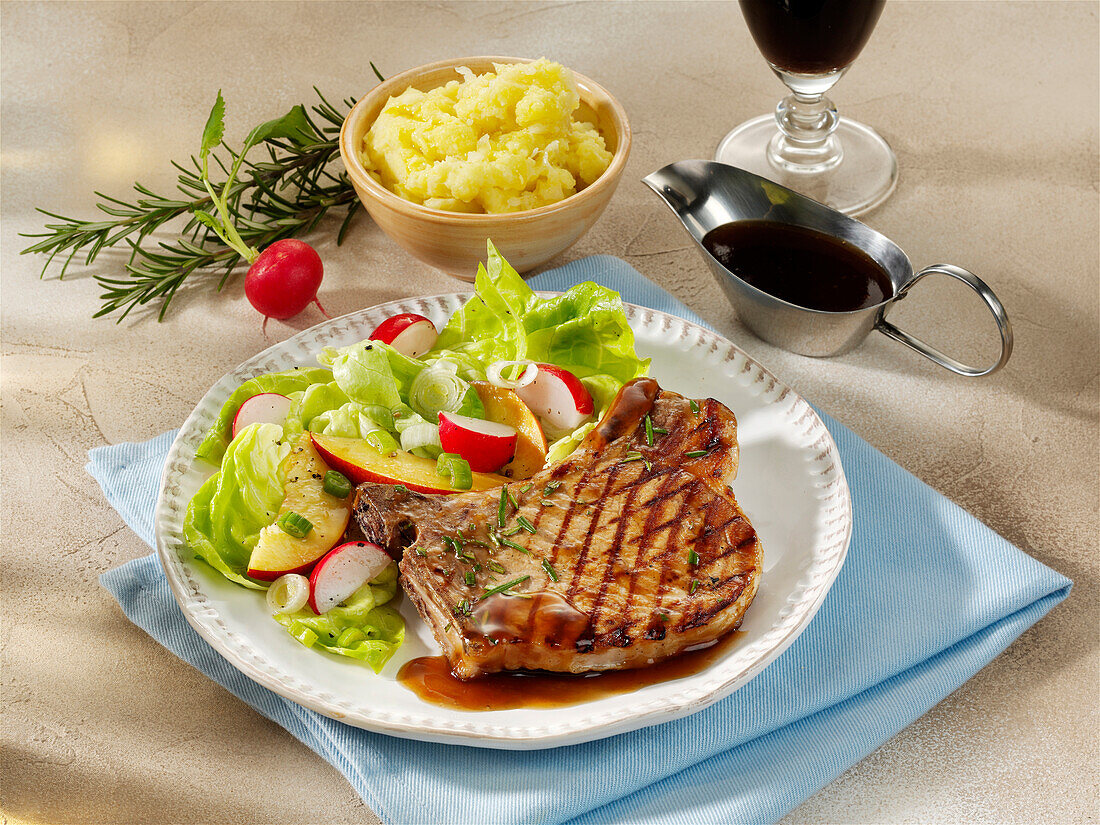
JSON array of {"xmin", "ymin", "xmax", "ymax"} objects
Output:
[
  {"xmin": 183, "ymin": 422, "xmax": 289, "ymax": 587},
  {"xmin": 523, "ymin": 283, "xmax": 650, "ymax": 383},
  {"xmin": 432, "ymin": 241, "xmax": 539, "ymax": 365},
  {"xmin": 274, "ymin": 563, "xmax": 405, "ymax": 672},
  {"xmin": 196, "ymin": 368, "xmax": 332, "ymax": 464}
]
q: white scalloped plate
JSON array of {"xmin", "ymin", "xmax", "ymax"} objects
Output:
[{"xmin": 155, "ymin": 295, "xmax": 851, "ymax": 749}]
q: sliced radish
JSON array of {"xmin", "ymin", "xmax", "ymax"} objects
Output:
[
  {"xmin": 369, "ymin": 313, "xmax": 438, "ymax": 358},
  {"xmin": 438, "ymin": 411, "xmax": 518, "ymax": 473},
  {"xmin": 515, "ymin": 364, "xmax": 594, "ymax": 432},
  {"xmin": 232, "ymin": 393, "xmax": 293, "ymax": 439},
  {"xmin": 307, "ymin": 541, "xmax": 391, "ymax": 614}
]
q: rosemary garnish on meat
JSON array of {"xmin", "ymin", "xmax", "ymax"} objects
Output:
[
  {"xmin": 497, "ymin": 486, "xmax": 508, "ymax": 528},
  {"xmin": 685, "ymin": 449, "xmax": 710, "ymax": 458},
  {"xmin": 541, "ymin": 559, "xmax": 559, "ymax": 582},
  {"xmin": 500, "ymin": 537, "xmax": 530, "ymax": 555},
  {"xmin": 689, "ymin": 399, "xmax": 700, "ymax": 414},
  {"xmin": 516, "ymin": 515, "xmax": 537, "ymax": 534},
  {"xmin": 481, "ymin": 576, "xmax": 531, "ymax": 599},
  {"xmin": 688, "ymin": 549, "xmax": 700, "ymax": 565}
]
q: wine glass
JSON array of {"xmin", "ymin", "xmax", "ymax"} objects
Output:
[{"xmin": 716, "ymin": 0, "xmax": 897, "ymax": 216}]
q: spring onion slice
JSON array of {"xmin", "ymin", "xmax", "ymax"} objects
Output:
[
  {"xmin": 365, "ymin": 428, "xmax": 400, "ymax": 454},
  {"xmin": 322, "ymin": 470, "xmax": 352, "ymax": 498},
  {"xmin": 277, "ymin": 511, "xmax": 313, "ymax": 538},
  {"xmin": 266, "ymin": 573, "xmax": 310, "ymax": 615},
  {"xmin": 410, "ymin": 360, "xmax": 467, "ymax": 419},
  {"xmin": 437, "ymin": 452, "xmax": 473, "ymax": 490},
  {"xmin": 486, "ymin": 360, "xmax": 539, "ymax": 391},
  {"xmin": 400, "ymin": 422, "xmax": 441, "ymax": 455}
]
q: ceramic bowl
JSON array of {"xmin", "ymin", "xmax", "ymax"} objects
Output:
[{"xmin": 339, "ymin": 56, "xmax": 631, "ymax": 280}]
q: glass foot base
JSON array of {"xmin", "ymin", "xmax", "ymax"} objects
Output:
[{"xmin": 715, "ymin": 114, "xmax": 898, "ymax": 216}]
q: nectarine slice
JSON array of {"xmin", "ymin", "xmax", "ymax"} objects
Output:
[
  {"xmin": 247, "ymin": 435, "xmax": 353, "ymax": 582},
  {"xmin": 310, "ymin": 433, "xmax": 507, "ymax": 494},
  {"xmin": 472, "ymin": 382, "xmax": 548, "ymax": 479}
]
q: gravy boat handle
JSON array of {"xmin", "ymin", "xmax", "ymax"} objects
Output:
[{"xmin": 876, "ymin": 264, "xmax": 1013, "ymax": 377}]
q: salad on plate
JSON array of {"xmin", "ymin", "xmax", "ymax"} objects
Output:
[{"xmin": 183, "ymin": 243, "xmax": 650, "ymax": 672}]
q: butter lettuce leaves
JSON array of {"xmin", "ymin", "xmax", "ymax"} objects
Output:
[
  {"xmin": 274, "ymin": 563, "xmax": 405, "ymax": 672},
  {"xmin": 184, "ymin": 422, "xmax": 289, "ymax": 588},
  {"xmin": 434, "ymin": 241, "xmax": 649, "ymax": 385}
]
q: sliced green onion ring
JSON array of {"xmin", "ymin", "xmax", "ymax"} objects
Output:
[
  {"xmin": 487, "ymin": 360, "xmax": 539, "ymax": 391},
  {"xmin": 322, "ymin": 470, "xmax": 352, "ymax": 498},
  {"xmin": 277, "ymin": 511, "xmax": 313, "ymax": 538},
  {"xmin": 266, "ymin": 573, "xmax": 310, "ymax": 615},
  {"xmin": 400, "ymin": 421, "xmax": 442, "ymax": 455},
  {"xmin": 410, "ymin": 361, "xmax": 468, "ymax": 419},
  {"xmin": 365, "ymin": 428, "xmax": 400, "ymax": 454},
  {"xmin": 436, "ymin": 452, "xmax": 473, "ymax": 490}
]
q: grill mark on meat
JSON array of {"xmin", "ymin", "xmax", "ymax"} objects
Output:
[
  {"xmin": 565, "ymin": 460, "xmax": 628, "ymax": 609},
  {"xmin": 641, "ymin": 479, "xmax": 699, "ymax": 639},
  {"xmin": 616, "ymin": 463, "xmax": 686, "ymax": 642},
  {"xmin": 680, "ymin": 573, "xmax": 750, "ymax": 630},
  {"xmin": 546, "ymin": 458, "xmax": 606, "ymax": 575},
  {"xmin": 586, "ymin": 461, "xmax": 649, "ymax": 634}
]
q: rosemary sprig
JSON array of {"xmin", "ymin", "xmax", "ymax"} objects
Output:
[{"xmin": 21, "ymin": 84, "xmax": 376, "ymax": 322}]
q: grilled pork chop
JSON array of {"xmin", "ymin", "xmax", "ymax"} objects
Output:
[{"xmin": 354, "ymin": 377, "xmax": 762, "ymax": 679}]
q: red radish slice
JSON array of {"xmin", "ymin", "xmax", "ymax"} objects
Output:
[
  {"xmin": 308, "ymin": 541, "xmax": 391, "ymax": 615},
  {"xmin": 438, "ymin": 411, "xmax": 518, "ymax": 473},
  {"xmin": 232, "ymin": 393, "xmax": 293, "ymax": 439},
  {"xmin": 369, "ymin": 313, "xmax": 438, "ymax": 358},
  {"xmin": 515, "ymin": 364, "xmax": 594, "ymax": 432}
]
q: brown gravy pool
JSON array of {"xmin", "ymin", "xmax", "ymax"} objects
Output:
[{"xmin": 397, "ymin": 631, "xmax": 744, "ymax": 711}]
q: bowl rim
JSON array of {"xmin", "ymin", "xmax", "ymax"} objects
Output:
[{"xmin": 338, "ymin": 55, "xmax": 632, "ymax": 224}]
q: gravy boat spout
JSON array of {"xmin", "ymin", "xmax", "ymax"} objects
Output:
[{"xmin": 642, "ymin": 161, "xmax": 1012, "ymax": 376}]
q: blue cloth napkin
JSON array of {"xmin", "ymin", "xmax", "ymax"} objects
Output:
[{"xmin": 93, "ymin": 256, "xmax": 1070, "ymax": 825}]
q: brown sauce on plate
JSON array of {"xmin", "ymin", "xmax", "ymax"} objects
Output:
[
  {"xmin": 397, "ymin": 631, "xmax": 744, "ymax": 711},
  {"xmin": 702, "ymin": 220, "xmax": 893, "ymax": 312}
]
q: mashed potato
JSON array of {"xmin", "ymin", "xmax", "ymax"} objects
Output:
[{"xmin": 361, "ymin": 59, "xmax": 614, "ymax": 213}]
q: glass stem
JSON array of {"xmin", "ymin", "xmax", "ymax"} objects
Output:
[{"xmin": 768, "ymin": 91, "xmax": 843, "ymax": 173}]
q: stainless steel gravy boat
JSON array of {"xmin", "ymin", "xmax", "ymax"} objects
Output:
[{"xmin": 643, "ymin": 161, "xmax": 1013, "ymax": 376}]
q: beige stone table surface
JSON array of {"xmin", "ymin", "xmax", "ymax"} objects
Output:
[{"xmin": 2, "ymin": 1, "xmax": 1096, "ymax": 823}]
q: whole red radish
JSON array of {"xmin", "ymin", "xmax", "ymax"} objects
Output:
[{"xmin": 245, "ymin": 239, "xmax": 327, "ymax": 326}]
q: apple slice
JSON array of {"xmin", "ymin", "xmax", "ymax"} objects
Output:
[
  {"xmin": 232, "ymin": 393, "xmax": 292, "ymax": 439},
  {"xmin": 308, "ymin": 541, "xmax": 391, "ymax": 614},
  {"xmin": 369, "ymin": 313, "xmax": 438, "ymax": 358},
  {"xmin": 472, "ymin": 382, "xmax": 548, "ymax": 479},
  {"xmin": 515, "ymin": 363, "xmax": 594, "ymax": 432},
  {"xmin": 247, "ymin": 435, "xmax": 353, "ymax": 581},
  {"xmin": 438, "ymin": 411, "xmax": 518, "ymax": 473},
  {"xmin": 311, "ymin": 433, "xmax": 507, "ymax": 494}
]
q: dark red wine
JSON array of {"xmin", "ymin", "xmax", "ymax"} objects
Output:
[
  {"xmin": 702, "ymin": 221, "xmax": 893, "ymax": 312},
  {"xmin": 740, "ymin": 0, "xmax": 886, "ymax": 74}
]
